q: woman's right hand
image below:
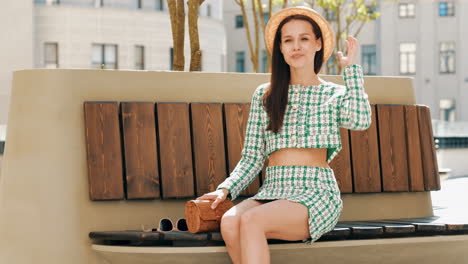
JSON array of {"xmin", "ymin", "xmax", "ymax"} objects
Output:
[{"xmin": 196, "ymin": 188, "xmax": 229, "ymax": 209}]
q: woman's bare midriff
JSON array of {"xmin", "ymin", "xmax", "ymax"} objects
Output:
[{"xmin": 267, "ymin": 148, "xmax": 330, "ymax": 168}]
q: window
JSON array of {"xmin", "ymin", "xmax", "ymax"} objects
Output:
[
  {"xmin": 263, "ymin": 12, "xmax": 269, "ymax": 25},
  {"xmin": 439, "ymin": 42, "xmax": 455, "ymax": 74},
  {"xmin": 327, "ymin": 55, "xmax": 337, "ymax": 75},
  {"xmin": 156, "ymin": 0, "xmax": 163, "ymax": 10},
  {"xmin": 221, "ymin": 54, "xmax": 226, "ymax": 72},
  {"xmin": 439, "ymin": 99, "xmax": 456, "ymax": 121},
  {"xmin": 261, "ymin": 49, "xmax": 268, "ymax": 73},
  {"xmin": 399, "ymin": 3, "xmax": 415, "ymax": 18},
  {"xmin": 236, "ymin": 51, "xmax": 245, "ymax": 72},
  {"xmin": 34, "ymin": 0, "xmax": 60, "ymax": 5},
  {"xmin": 439, "ymin": 2, "xmax": 455, "ymax": 16},
  {"xmin": 92, "ymin": 44, "xmax": 117, "ymax": 69},
  {"xmin": 199, "ymin": 50, "xmax": 203, "ymax": 71},
  {"xmin": 135, "ymin": 45, "xmax": 145, "ymax": 70},
  {"xmin": 47, "ymin": 0, "xmax": 60, "ymax": 5},
  {"xmin": 169, "ymin": 47, "xmax": 174, "ymax": 70},
  {"xmin": 399, "ymin": 43, "xmax": 416, "ymax": 74},
  {"xmin": 362, "ymin": 45, "xmax": 377, "ymax": 75},
  {"xmin": 235, "ymin": 15, "xmax": 244, "ymax": 28},
  {"xmin": 135, "ymin": 0, "xmax": 142, "ymax": 9},
  {"xmin": 366, "ymin": 4, "xmax": 377, "ymax": 15},
  {"xmin": 324, "ymin": 9, "xmax": 337, "ymax": 21},
  {"xmin": 94, "ymin": 0, "xmax": 103, "ymax": 8},
  {"xmin": 207, "ymin": 4, "xmax": 211, "ymax": 17},
  {"xmin": 44, "ymin": 42, "xmax": 58, "ymax": 68}
]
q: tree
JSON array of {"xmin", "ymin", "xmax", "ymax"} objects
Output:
[
  {"xmin": 235, "ymin": 0, "xmax": 395, "ymax": 74},
  {"xmin": 187, "ymin": 0, "xmax": 205, "ymax": 71},
  {"xmin": 167, "ymin": 0, "xmax": 185, "ymax": 71},
  {"xmin": 305, "ymin": 0, "xmax": 386, "ymax": 74},
  {"xmin": 234, "ymin": 0, "xmax": 301, "ymax": 73},
  {"xmin": 167, "ymin": 0, "xmax": 205, "ymax": 71}
]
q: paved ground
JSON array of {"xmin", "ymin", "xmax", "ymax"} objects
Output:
[{"xmin": 431, "ymin": 174, "xmax": 468, "ymax": 221}]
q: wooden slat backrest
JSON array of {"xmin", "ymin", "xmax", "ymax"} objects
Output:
[
  {"xmin": 157, "ymin": 103, "xmax": 195, "ymax": 198},
  {"xmin": 350, "ymin": 105, "xmax": 382, "ymax": 193},
  {"xmin": 84, "ymin": 102, "xmax": 124, "ymax": 201},
  {"xmin": 84, "ymin": 102, "xmax": 440, "ymax": 200},
  {"xmin": 377, "ymin": 105, "xmax": 410, "ymax": 192},
  {"xmin": 418, "ymin": 106, "xmax": 440, "ymax": 191},
  {"xmin": 121, "ymin": 102, "xmax": 160, "ymax": 199},
  {"xmin": 223, "ymin": 103, "xmax": 261, "ymax": 196},
  {"xmin": 404, "ymin": 105, "xmax": 425, "ymax": 191},
  {"xmin": 330, "ymin": 128, "xmax": 353, "ymax": 193},
  {"xmin": 191, "ymin": 103, "xmax": 227, "ymax": 196}
]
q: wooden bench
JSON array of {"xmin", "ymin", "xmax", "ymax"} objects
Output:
[
  {"xmin": 83, "ymin": 103, "xmax": 440, "ymax": 201},
  {"xmin": 83, "ymin": 101, "xmax": 459, "ymax": 247},
  {"xmin": 2, "ymin": 69, "xmax": 468, "ymax": 264},
  {"xmin": 89, "ymin": 215, "xmax": 468, "ymax": 247}
]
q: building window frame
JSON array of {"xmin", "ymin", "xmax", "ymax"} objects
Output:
[
  {"xmin": 261, "ymin": 49, "xmax": 268, "ymax": 73},
  {"xmin": 236, "ymin": 51, "xmax": 245, "ymax": 73},
  {"xmin": 366, "ymin": 4, "xmax": 377, "ymax": 15},
  {"xmin": 362, "ymin": 44, "xmax": 377, "ymax": 75},
  {"xmin": 263, "ymin": 12, "xmax": 270, "ymax": 25},
  {"xmin": 136, "ymin": 0, "xmax": 142, "ymax": 9},
  {"xmin": 439, "ymin": 98, "xmax": 456, "ymax": 121},
  {"xmin": 399, "ymin": 42, "xmax": 416, "ymax": 75},
  {"xmin": 135, "ymin": 45, "xmax": 145, "ymax": 70},
  {"xmin": 92, "ymin": 43, "xmax": 118, "ymax": 69},
  {"xmin": 156, "ymin": 0, "xmax": 164, "ymax": 11},
  {"xmin": 207, "ymin": 4, "xmax": 211, "ymax": 17},
  {"xmin": 169, "ymin": 47, "xmax": 174, "ymax": 70},
  {"xmin": 398, "ymin": 3, "xmax": 416, "ymax": 18},
  {"xmin": 439, "ymin": 1, "xmax": 455, "ymax": 17},
  {"xmin": 94, "ymin": 0, "xmax": 103, "ymax": 8},
  {"xmin": 439, "ymin": 42, "xmax": 455, "ymax": 74},
  {"xmin": 324, "ymin": 9, "xmax": 337, "ymax": 21},
  {"xmin": 235, "ymin": 15, "xmax": 244, "ymax": 29},
  {"xmin": 44, "ymin": 42, "xmax": 59, "ymax": 69}
]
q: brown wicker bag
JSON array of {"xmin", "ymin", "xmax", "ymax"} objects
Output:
[{"xmin": 184, "ymin": 199, "xmax": 234, "ymax": 233}]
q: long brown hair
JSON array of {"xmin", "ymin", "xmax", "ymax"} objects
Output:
[{"xmin": 263, "ymin": 15, "xmax": 325, "ymax": 133}]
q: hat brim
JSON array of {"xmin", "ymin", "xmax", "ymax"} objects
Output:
[{"xmin": 265, "ymin": 7, "xmax": 335, "ymax": 63}]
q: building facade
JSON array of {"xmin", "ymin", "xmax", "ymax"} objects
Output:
[
  {"xmin": 224, "ymin": 0, "xmax": 468, "ymax": 121},
  {"xmin": 0, "ymin": 0, "xmax": 226, "ymax": 125}
]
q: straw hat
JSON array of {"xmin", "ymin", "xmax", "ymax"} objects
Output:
[{"xmin": 265, "ymin": 6, "xmax": 335, "ymax": 62}]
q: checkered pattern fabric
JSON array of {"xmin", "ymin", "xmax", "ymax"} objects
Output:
[
  {"xmin": 217, "ymin": 64, "xmax": 371, "ymax": 201},
  {"xmin": 246, "ymin": 165, "xmax": 343, "ymax": 244}
]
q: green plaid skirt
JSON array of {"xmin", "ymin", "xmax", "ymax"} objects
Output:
[{"xmin": 247, "ymin": 165, "xmax": 343, "ymax": 244}]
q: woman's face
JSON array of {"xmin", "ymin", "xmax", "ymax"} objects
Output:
[{"xmin": 279, "ymin": 19, "xmax": 322, "ymax": 70}]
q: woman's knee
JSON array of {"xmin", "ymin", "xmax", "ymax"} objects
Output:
[
  {"xmin": 220, "ymin": 214, "xmax": 241, "ymax": 239},
  {"xmin": 239, "ymin": 209, "xmax": 261, "ymax": 229}
]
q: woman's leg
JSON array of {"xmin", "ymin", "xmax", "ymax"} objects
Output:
[
  {"xmin": 220, "ymin": 199, "xmax": 267, "ymax": 264},
  {"xmin": 240, "ymin": 199, "xmax": 310, "ymax": 264}
]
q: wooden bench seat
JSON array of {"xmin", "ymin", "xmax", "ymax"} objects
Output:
[{"xmin": 89, "ymin": 216, "xmax": 468, "ymax": 247}]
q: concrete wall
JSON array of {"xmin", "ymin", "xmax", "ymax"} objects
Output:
[
  {"xmin": 0, "ymin": 0, "xmax": 34, "ymax": 125},
  {"xmin": 0, "ymin": 69, "xmax": 431, "ymax": 264}
]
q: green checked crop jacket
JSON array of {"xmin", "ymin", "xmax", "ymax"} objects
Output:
[{"xmin": 217, "ymin": 64, "xmax": 372, "ymax": 200}]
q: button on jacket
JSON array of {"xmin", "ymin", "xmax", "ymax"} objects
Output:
[{"xmin": 217, "ymin": 64, "xmax": 372, "ymax": 200}]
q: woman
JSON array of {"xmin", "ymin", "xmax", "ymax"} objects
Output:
[{"xmin": 196, "ymin": 6, "xmax": 372, "ymax": 264}]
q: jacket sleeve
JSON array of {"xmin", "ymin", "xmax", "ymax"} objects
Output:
[
  {"xmin": 338, "ymin": 64, "xmax": 372, "ymax": 130},
  {"xmin": 216, "ymin": 85, "xmax": 267, "ymax": 201}
]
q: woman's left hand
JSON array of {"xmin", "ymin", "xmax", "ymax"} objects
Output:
[{"xmin": 337, "ymin": 36, "xmax": 359, "ymax": 68}]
